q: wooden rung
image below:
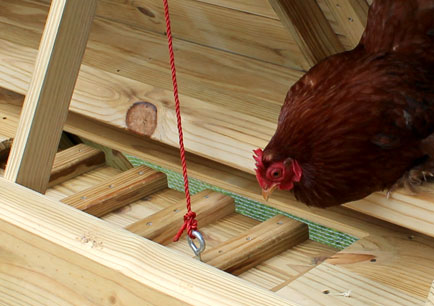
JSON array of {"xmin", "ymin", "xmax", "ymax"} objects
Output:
[
  {"xmin": 201, "ymin": 215, "xmax": 309, "ymax": 275},
  {"xmin": 61, "ymin": 165, "xmax": 167, "ymax": 217},
  {"xmin": 49, "ymin": 143, "xmax": 105, "ymax": 187},
  {"xmin": 126, "ymin": 190, "xmax": 235, "ymax": 245},
  {"xmin": 427, "ymin": 281, "xmax": 434, "ymax": 306},
  {"xmin": 0, "ymin": 136, "xmax": 12, "ymax": 168}
]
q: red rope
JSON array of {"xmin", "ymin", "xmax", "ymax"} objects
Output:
[{"xmin": 163, "ymin": 0, "xmax": 198, "ymax": 242}]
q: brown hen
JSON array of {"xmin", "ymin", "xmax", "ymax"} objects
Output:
[{"xmin": 254, "ymin": 0, "xmax": 434, "ymax": 207}]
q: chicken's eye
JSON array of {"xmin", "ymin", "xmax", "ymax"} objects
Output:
[{"xmin": 271, "ymin": 169, "xmax": 282, "ymax": 178}]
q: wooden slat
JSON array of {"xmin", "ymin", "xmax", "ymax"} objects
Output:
[
  {"xmin": 4, "ymin": 0, "xmax": 97, "ymax": 192},
  {"xmin": 0, "ymin": 177, "xmax": 293, "ymax": 305},
  {"xmin": 427, "ymin": 282, "xmax": 434, "ymax": 306},
  {"xmin": 49, "ymin": 143, "xmax": 105, "ymax": 187},
  {"xmin": 126, "ymin": 190, "xmax": 235, "ymax": 244},
  {"xmin": 61, "ymin": 165, "xmax": 168, "ymax": 217},
  {"xmin": 240, "ymin": 240, "xmax": 337, "ymax": 291},
  {"xmin": 195, "ymin": 0, "xmax": 278, "ymax": 18},
  {"xmin": 0, "ymin": 0, "xmax": 301, "ymax": 123},
  {"xmin": 0, "ymin": 38, "xmax": 278, "ymax": 175},
  {"xmin": 268, "ymin": 0, "xmax": 344, "ymax": 68},
  {"xmin": 93, "ymin": 0, "xmax": 306, "ymax": 69},
  {"xmin": 322, "ymin": 0, "xmax": 368, "ymax": 49},
  {"xmin": 276, "ymin": 263, "xmax": 424, "ymax": 305},
  {"xmin": 201, "ymin": 215, "xmax": 308, "ymax": 275}
]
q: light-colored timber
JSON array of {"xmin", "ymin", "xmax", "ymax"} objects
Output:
[
  {"xmin": 0, "ymin": 177, "xmax": 294, "ymax": 305},
  {"xmin": 2, "ymin": 0, "xmax": 434, "ymax": 304},
  {"xmin": 427, "ymin": 282, "xmax": 434, "ymax": 306},
  {"xmin": 201, "ymin": 215, "xmax": 308, "ymax": 275},
  {"xmin": 43, "ymin": 165, "xmax": 337, "ymax": 291},
  {"xmin": 61, "ymin": 165, "xmax": 167, "ymax": 217},
  {"xmin": 126, "ymin": 190, "xmax": 235, "ymax": 244},
  {"xmin": 322, "ymin": 0, "xmax": 368, "ymax": 48},
  {"xmin": 49, "ymin": 144, "xmax": 105, "ymax": 187},
  {"xmin": 4, "ymin": 0, "xmax": 97, "ymax": 193},
  {"xmin": 268, "ymin": 0, "xmax": 344, "ymax": 68},
  {"xmin": 2, "ymin": 86, "xmax": 434, "ymax": 242}
]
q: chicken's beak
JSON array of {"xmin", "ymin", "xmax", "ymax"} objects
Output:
[{"xmin": 262, "ymin": 184, "xmax": 278, "ymax": 201}]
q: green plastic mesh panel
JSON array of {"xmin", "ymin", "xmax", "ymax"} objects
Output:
[{"xmin": 126, "ymin": 154, "xmax": 357, "ymax": 250}]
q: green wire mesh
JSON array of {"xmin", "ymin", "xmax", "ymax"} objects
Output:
[{"xmin": 126, "ymin": 154, "xmax": 357, "ymax": 250}]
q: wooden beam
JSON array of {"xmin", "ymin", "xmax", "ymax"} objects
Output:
[
  {"xmin": 276, "ymin": 263, "xmax": 424, "ymax": 305},
  {"xmin": 49, "ymin": 143, "xmax": 105, "ymax": 187},
  {"xmin": 268, "ymin": 0, "xmax": 344, "ymax": 68},
  {"xmin": 323, "ymin": 0, "xmax": 369, "ymax": 48},
  {"xmin": 61, "ymin": 165, "xmax": 168, "ymax": 217},
  {"xmin": 201, "ymin": 215, "xmax": 308, "ymax": 275},
  {"xmin": 427, "ymin": 281, "xmax": 434, "ymax": 306},
  {"xmin": 0, "ymin": 177, "xmax": 293, "ymax": 305},
  {"xmin": 126, "ymin": 190, "xmax": 235, "ymax": 244},
  {"xmin": 0, "ymin": 0, "xmax": 303, "ymax": 123},
  {"xmin": 4, "ymin": 0, "xmax": 97, "ymax": 192}
]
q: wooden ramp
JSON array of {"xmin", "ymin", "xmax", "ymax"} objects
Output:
[{"xmin": 0, "ymin": 139, "xmax": 433, "ymax": 304}]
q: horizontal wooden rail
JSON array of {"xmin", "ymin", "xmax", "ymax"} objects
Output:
[
  {"xmin": 62, "ymin": 165, "xmax": 167, "ymax": 217},
  {"xmin": 202, "ymin": 215, "xmax": 308, "ymax": 275},
  {"xmin": 126, "ymin": 190, "xmax": 235, "ymax": 244}
]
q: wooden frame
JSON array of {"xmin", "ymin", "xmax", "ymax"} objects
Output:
[{"xmin": 0, "ymin": 0, "xmax": 434, "ymax": 304}]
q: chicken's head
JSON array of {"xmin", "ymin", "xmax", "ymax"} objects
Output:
[{"xmin": 253, "ymin": 148, "xmax": 302, "ymax": 200}]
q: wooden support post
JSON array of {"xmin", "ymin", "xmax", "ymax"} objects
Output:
[
  {"xmin": 268, "ymin": 0, "xmax": 344, "ymax": 68},
  {"xmin": 126, "ymin": 190, "xmax": 235, "ymax": 245},
  {"xmin": 49, "ymin": 144, "xmax": 105, "ymax": 187},
  {"xmin": 61, "ymin": 166, "xmax": 168, "ymax": 217},
  {"xmin": 323, "ymin": 0, "xmax": 368, "ymax": 48},
  {"xmin": 4, "ymin": 0, "xmax": 97, "ymax": 193},
  {"xmin": 427, "ymin": 281, "xmax": 434, "ymax": 306},
  {"xmin": 201, "ymin": 215, "xmax": 309, "ymax": 275}
]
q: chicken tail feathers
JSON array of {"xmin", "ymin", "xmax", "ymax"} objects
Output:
[{"xmin": 360, "ymin": 0, "xmax": 434, "ymax": 61}]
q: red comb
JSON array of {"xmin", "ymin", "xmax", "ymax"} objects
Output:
[{"xmin": 253, "ymin": 148, "xmax": 264, "ymax": 169}]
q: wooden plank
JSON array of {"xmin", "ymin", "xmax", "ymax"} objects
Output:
[
  {"xmin": 4, "ymin": 0, "xmax": 97, "ymax": 192},
  {"xmin": 126, "ymin": 190, "xmax": 235, "ymax": 244},
  {"xmin": 103, "ymin": 188, "xmax": 185, "ymax": 228},
  {"xmin": 276, "ymin": 263, "xmax": 424, "ymax": 305},
  {"xmin": 195, "ymin": 0, "xmax": 278, "ymax": 18},
  {"xmin": 427, "ymin": 281, "xmax": 434, "ymax": 306},
  {"xmin": 61, "ymin": 165, "xmax": 168, "ymax": 217},
  {"xmin": 0, "ymin": 0, "xmax": 302, "ymax": 122},
  {"xmin": 0, "ymin": 38, "xmax": 278, "ymax": 175},
  {"xmin": 93, "ymin": 0, "xmax": 307, "ymax": 69},
  {"xmin": 201, "ymin": 215, "xmax": 308, "ymax": 275},
  {"xmin": 49, "ymin": 143, "xmax": 105, "ymax": 187},
  {"xmin": 268, "ymin": 0, "xmax": 344, "ymax": 68},
  {"xmin": 0, "ymin": 177, "xmax": 294, "ymax": 305},
  {"xmin": 322, "ymin": 0, "xmax": 368, "ymax": 49},
  {"xmin": 240, "ymin": 240, "xmax": 337, "ymax": 291}
]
